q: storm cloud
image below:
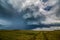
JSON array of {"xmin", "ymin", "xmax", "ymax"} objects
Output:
[{"xmin": 0, "ymin": 0, "xmax": 60, "ymax": 30}]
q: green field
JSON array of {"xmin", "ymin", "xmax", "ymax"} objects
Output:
[{"xmin": 0, "ymin": 30, "xmax": 60, "ymax": 40}]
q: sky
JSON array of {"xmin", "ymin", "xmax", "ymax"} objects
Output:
[{"xmin": 0, "ymin": 0, "xmax": 60, "ymax": 30}]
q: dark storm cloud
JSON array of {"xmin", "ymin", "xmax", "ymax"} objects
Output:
[
  {"xmin": 0, "ymin": 0, "xmax": 60, "ymax": 30},
  {"xmin": 42, "ymin": 0, "xmax": 48, "ymax": 2},
  {"xmin": 44, "ymin": 6, "xmax": 53, "ymax": 11},
  {"xmin": 0, "ymin": 5, "xmax": 12, "ymax": 18}
]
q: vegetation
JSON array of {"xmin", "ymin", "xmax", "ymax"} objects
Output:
[{"xmin": 0, "ymin": 30, "xmax": 60, "ymax": 40}]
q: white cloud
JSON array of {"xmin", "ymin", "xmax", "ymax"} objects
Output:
[
  {"xmin": 0, "ymin": 0, "xmax": 60, "ymax": 30},
  {"xmin": 7, "ymin": 0, "xmax": 40, "ymax": 12},
  {"xmin": 7, "ymin": 0, "xmax": 59, "ymax": 25},
  {"xmin": 32, "ymin": 27, "xmax": 60, "ymax": 31},
  {"xmin": 41, "ymin": 2, "xmax": 60, "ymax": 24},
  {"xmin": 0, "ymin": 19, "xmax": 12, "ymax": 26}
]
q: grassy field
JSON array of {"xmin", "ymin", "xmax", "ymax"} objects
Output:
[{"xmin": 0, "ymin": 30, "xmax": 60, "ymax": 40}]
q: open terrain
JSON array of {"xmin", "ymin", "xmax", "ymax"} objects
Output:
[{"xmin": 0, "ymin": 30, "xmax": 60, "ymax": 40}]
